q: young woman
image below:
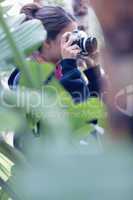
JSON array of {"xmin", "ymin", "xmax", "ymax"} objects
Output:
[
  {"xmin": 8, "ymin": 3, "xmax": 103, "ymax": 103},
  {"xmin": 8, "ymin": 4, "xmax": 105, "ymax": 151}
]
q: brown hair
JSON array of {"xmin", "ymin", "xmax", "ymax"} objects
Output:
[{"xmin": 21, "ymin": 3, "xmax": 76, "ymax": 40}]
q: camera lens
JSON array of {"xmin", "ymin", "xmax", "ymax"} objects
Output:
[{"xmin": 85, "ymin": 37, "xmax": 98, "ymax": 54}]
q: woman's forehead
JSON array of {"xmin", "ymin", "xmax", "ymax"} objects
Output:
[{"xmin": 61, "ymin": 22, "xmax": 78, "ymax": 34}]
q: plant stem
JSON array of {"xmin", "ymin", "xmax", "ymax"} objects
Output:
[
  {"xmin": 0, "ymin": 5, "xmax": 33, "ymax": 87},
  {"xmin": 0, "ymin": 177, "xmax": 20, "ymax": 200},
  {"xmin": 0, "ymin": 140, "xmax": 29, "ymax": 167}
]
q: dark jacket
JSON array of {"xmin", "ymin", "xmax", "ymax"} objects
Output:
[{"xmin": 8, "ymin": 59, "xmax": 103, "ymax": 103}]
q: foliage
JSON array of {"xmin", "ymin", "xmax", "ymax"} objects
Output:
[{"xmin": 0, "ymin": 1, "xmax": 106, "ymax": 199}]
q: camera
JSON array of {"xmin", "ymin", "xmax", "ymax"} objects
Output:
[{"xmin": 70, "ymin": 30, "xmax": 98, "ymax": 55}]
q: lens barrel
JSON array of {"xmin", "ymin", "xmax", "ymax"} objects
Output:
[{"xmin": 85, "ymin": 37, "xmax": 97, "ymax": 54}]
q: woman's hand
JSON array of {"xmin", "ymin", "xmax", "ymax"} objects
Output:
[
  {"xmin": 81, "ymin": 50, "xmax": 100, "ymax": 67},
  {"xmin": 61, "ymin": 32, "xmax": 81, "ymax": 59}
]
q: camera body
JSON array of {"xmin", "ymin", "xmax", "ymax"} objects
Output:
[{"xmin": 71, "ymin": 30, "xmax": 98, "ymax": 56}]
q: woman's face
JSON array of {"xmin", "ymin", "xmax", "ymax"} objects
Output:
[{"xmin": 43, "ymin": 21, "xmax": 78, "ymax": 64}]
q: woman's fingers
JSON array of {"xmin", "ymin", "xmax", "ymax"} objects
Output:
[
  {"xmin": 61, "ymin": 32, "xmax": 81, "ymax": 59},
  {"xmin": 70, "ymin": 44, "xmax": 81, "ymax": 51},
  {"xmin": 61, "ymin": 45, "xmax": 80, "ymax": 59},
  {"xmin": 61, "ymin": 32, "xmax": 77, "ymax": 47},
  {"xmin": 71, "ymin": 50, "xmax": 81, "ymax": 58},
  {"xmin": 81, "ymin": 50, "xmax": 100, "ymax": 67},
  {"xmin": 65, "ymin": 36, "xmax": 74, "ymax": 47},
  {"xmin": 69, "ymin": 47, "xmax": 81, "ymax": 58}
]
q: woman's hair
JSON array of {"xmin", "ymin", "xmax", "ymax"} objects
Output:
[{"xmin": 21, "ymin": 3, "xmax": 76, "ymax": 40}]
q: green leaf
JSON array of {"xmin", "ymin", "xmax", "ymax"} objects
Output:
[
  {"xmin": 0, "ymin": 19, "xmax": 47, "ymax": 65},
  {"xmin": 6, "ymin": 13, "xmax": 26, "ymax": 28},
  {"xmin": 67, "ymin": 98, "xmax": 106, "ymax": 132},
  {"xmin": 0, "ymin": 6, "xmax": 46, "ymax": 87},
  {"xmin": 20, "ymin": 61, "xmax": 54, "ymax": 89},
  {"xmin": 0, "ymin": 106, "xmax": 23, "ymax": 132}
]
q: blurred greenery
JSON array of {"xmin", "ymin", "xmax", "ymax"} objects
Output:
[
  {"xmin": 0, "ymin": 1, "xmax": 132, "ymax": 200},
  {"xmin": 0, "ymin": 2, "xmax": 107, "ymax": 199}
]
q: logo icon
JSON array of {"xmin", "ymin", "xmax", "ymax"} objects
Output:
[{"xmin": 115, "ymin": 85, "xmax": 133, "ymax": 117}]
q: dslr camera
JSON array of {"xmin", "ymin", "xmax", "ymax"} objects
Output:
[{"xmin": 70, "ymin": 30, "xmax": 98, "ymax": 56}]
